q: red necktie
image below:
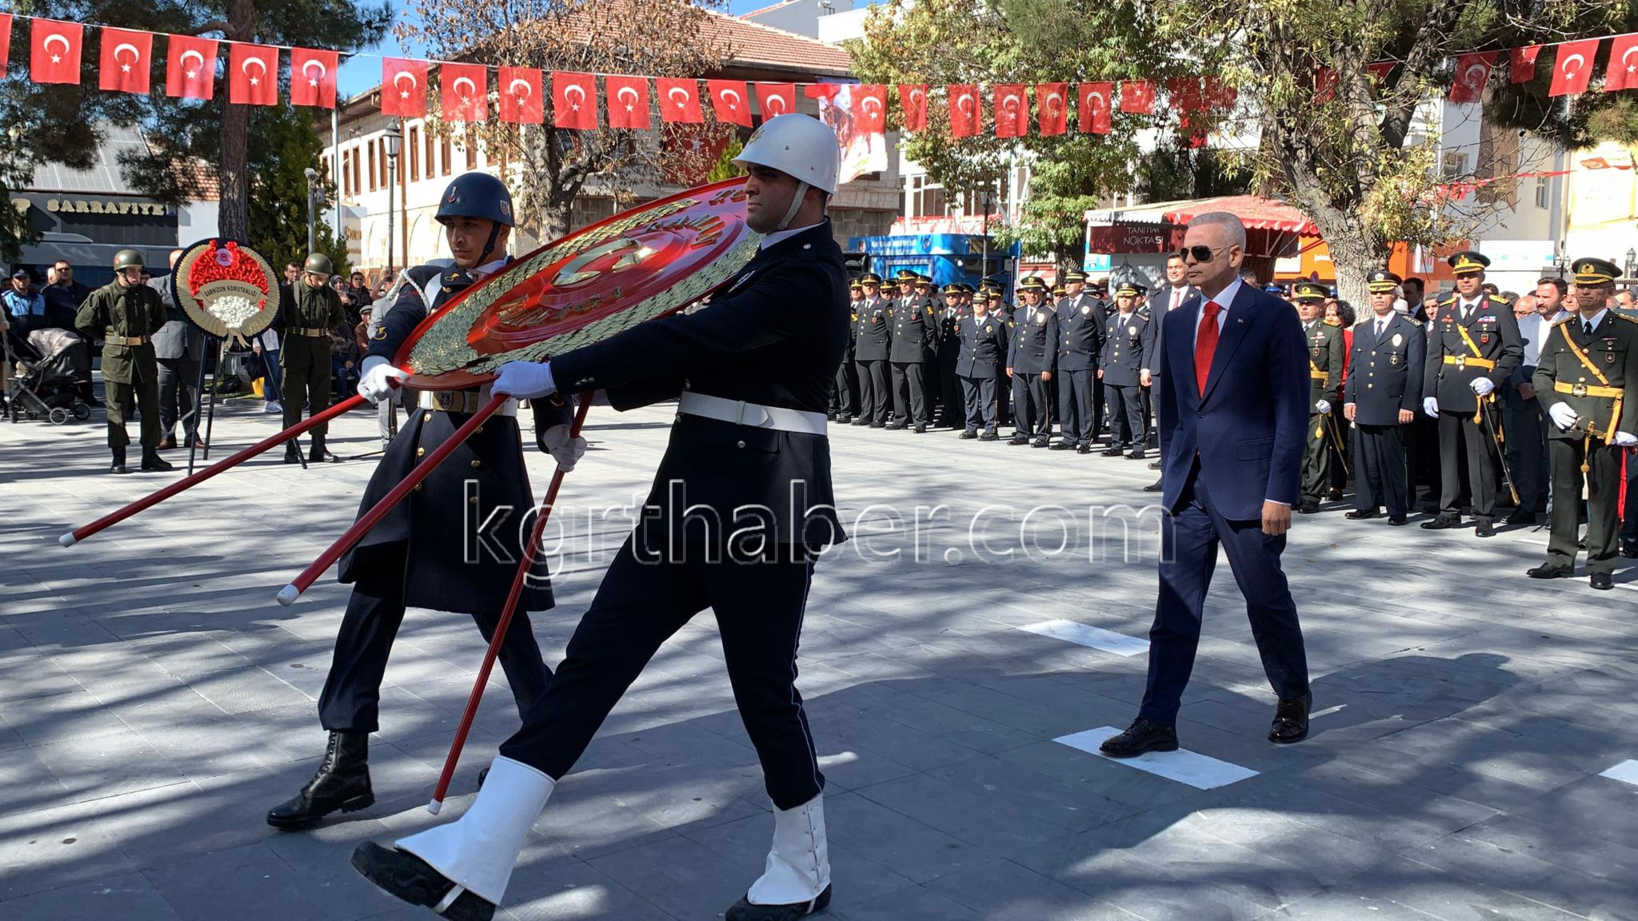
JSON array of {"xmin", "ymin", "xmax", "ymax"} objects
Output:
[{"xmin": 1195, "ymin": 300, "xmax": 1221, "ymax": 396}]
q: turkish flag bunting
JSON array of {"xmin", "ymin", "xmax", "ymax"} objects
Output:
[
  {"xmin": 441, "ymin": 62, "xmax": 487, "ymax": 123},
  {"xmin": 382, "ymin": 58, "xmax": 428, "ymax": 117},
  {"xmin": 993, "ymin": 84, "xmax": 1027, "ymax": 138},
  {"xmin": 499, "ymin": 67, "xmax": 543, "ymax": 124},
  {"xmin": 898, "ymin": 84, "xmax": 929, "ymax": 131},
  {"xmin": 947, "ymin": 84, "xmax": 980, "ymax": 137},
  {"xmin": 606, "ymin": 76, "xmax": 652, "ymax": 130},
  {"xmin": 98, "ymin": 27, "xmax": 152, "ymax": 95},
  {"xmin": 1510, "ymin": 45, "xmax": 1541, "ymax": 84},
  {"xmin": 1447, "ymin": 51, "xmax": 1495, "ymax": 104},
  {"xmin": 1119, "ymin": 80, "xmax": 1155, "ymax": 114},
  {"xmin": 289, "ymin": 48, "xmax": 338, "ymax": 108},
  {"xmin": 1549, "ymin": 39, "xmax": 1600, "ymax": 97},
  {"xmin": 855, "ymin": 84, "xmax": 887, "ymax": 132},
  {"xmin": 656, "ymin": 78, "xmax": 703, "ymax": 123},
  {"xmin": 1604, "ymin": 35, "xmax": 1638, "ymax": 92},
  {"xmin": 0, "ymin": 14, "xmax": 11, "ymax": 74},
  {"xmin": 228, "ymin": 43, "xmax": 278, "ymax": 106},
  {"xmin": 30, "ymin": 19, "xmax": 83, "ymax": 85},
  {"xmin": 755, "ymin": 82, "xmax": 795, "ymax": 118},
  {"xmin": 1366, "ymin": 61, "xmax": 1395, "ymax": 85},
  {"xmin": 1205, "ymin": 76, "xmax": 1238, "ymax": 109},
  {"xmin": 1036, "ymin": 83, "xmax": 1068, "ymax": 136},
  {"xmin": 1078, "ymin": 82, "xmax": 1112, "ymax": 134},
  {"xmin": 554, "ymin": 71, "xmax": 598, "ymax": 129},
  {"xmin": 166, "ymin": 35, "xmax": 219, "ymax": 101},
  {"xmin": 1167, "ymin": 77, "xmax": 1205, "ymax": 111},
  {"xmin": 1314, "ymin": 67, "xmax": 1337, "ymax": 104},
  {"xmin": 1180, "ymin": 112, "xmax": 1208, "ymax": 148},
  {"xmin": 707, "ymin": 80, "xmax": 752, "ymax": 126}
]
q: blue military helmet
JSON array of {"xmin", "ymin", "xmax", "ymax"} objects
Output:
[{"xmin": 435, "ymin": 172, "xmax": 515, "ymax": 228}]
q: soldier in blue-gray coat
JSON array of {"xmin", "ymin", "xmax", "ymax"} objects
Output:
[
  {"xmin": 1007, "ymin": 276, "xmax": 1057, "ymax": 446},
  {"xmin": 1053, "ymin": 269, "xmax": 1104, "ymax": 453},
  {"xmin": 1098, "ymin": 281, "xmax": 1155, "ymax": 458},
  {"xmin": 956, "ymin": 287, "xmax": 1009, "ymax": 440}
]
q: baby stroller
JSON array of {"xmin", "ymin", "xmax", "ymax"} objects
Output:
[{"xmin": 4, "ymin": 327, "xmax": 91, "ymax": 424}]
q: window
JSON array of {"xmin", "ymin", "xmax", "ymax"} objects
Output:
[
  {"xmin": 1535, "ymin": 175, "xmax": 1550, "ymax": 209},
  {"xmin": 409, "ymin": 125, "xmax": 420, "ymax": 182},
  {"xmin": 352, "ymin": 148, "xmax": 361, "ymax": 197},
  {"xmin": 368, "ymin": 141, "xmax": 377, "ymax": 190},
  {"xmin": 425, "ymin": 127, "xmax": 435, "ymax": 181},
  {"xmin": 341, "ymin": 150, "xmax": 351, "ymax": 196},
  {"xmin": 442, "ymin": 135, "xmax": 453, "ymax": 176},
  {"xmin": 465, "ymin": 129, "xmax": 477, "ymax": 170}
]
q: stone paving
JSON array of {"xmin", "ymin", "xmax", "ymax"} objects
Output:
[{"xmin": 3, "ymin": 391, "xmax": 1638, "ymax": 921}]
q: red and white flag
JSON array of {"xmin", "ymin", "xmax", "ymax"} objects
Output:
[
  {"xmin": 1549, "ymin": 39, "xmax": 1600, "ymax": 97},
  {"xmin": 30, "ymin": 19, "xmax": 83, "ymax": 85},
  {"xmin": 0, "ymin": 14, "xmax": 11, "ymax": 74},
  {"xmin": 382, "ymin": 58, "xmax": 428, "ymax": 117},
  {"xmin": 898, "ymin": 84, "xmax": 928, "ymax": 131},
  {"xmin": 499, "ymin": 67, "xmax": 543, "ymax": 124},
  {"xmin": 656, "ymin": 77, "xmax": 702, "ymax": 123},
  {"xmin": 606, "ymin": 76, "xmax": 651, "ymax": 130},
  {"xmin": 441, "ymin": 62, "xmax": 487, "ymax": 123},
  {"xmin": 755, "ymin": 82, "xmax": 795, "ymax": 119},
  {"xmin": 1036, "ymin": 83, "xmax": 1068, "ymax": 136},
  {"xmin": 707, "ymin": 80, "xmax": 752, "ymax": 126},
  {"xmin": 1366, "ymin": 61, "xmax": 1395, "ymax": 85},
  {"xmin": 855, "ymin": 84, "xmax": 887, "ymax": 133},
  {"xmin": 1510, "ymin": 45, "xmax": 1542, "ymax": 84},
  {"xmin": 553, "ymin": 71, "xmax": 597, "ymax": 130},
  {"xmin": 1447, "ymin": 51, "xmax": 1494, "ymax": 104},
  {"xmin": 98, "ymin": 27, "xmax": 152, "ymax": 95},
  {"xmin": 1119, "ymin": 80, "xmax": 1155, "ymax": 114},
  {"xmin": 1078, "ymin": 82, "xmax": 1112, "ymax": 134},
  {"xmin": 1605, "ymin": 34, "xmax": 1638, "ymax": 92},
  {"xmin": 290, "ymin": 48, "xmax": 338, "ymax": 108},
  {"xmin": 166, "ymin": 35, "xmax": 218, "ymax": 101},
  {"xmin": 228, "ymin": 43, "xmax": 278, "ymax": 106},
  {"xmin": 947, "ymin": 83, "xmax": 980, "ymax": 137},
  {"xmin": 993, "ymin": 84, "xmax": 1027, "ymax": 138},
  {"xmin": 1167, "ymin": 77, "xmax": 1204, "ymax": 111}
]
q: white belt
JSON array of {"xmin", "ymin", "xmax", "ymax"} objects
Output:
[{"xmin": 677, "ymin": 391, "xmax": 827, "ymax": 436}]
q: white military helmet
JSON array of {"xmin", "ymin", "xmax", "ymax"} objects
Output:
[{"xmin": 733, "ymin": 113, "xmax": 840, "ymax": 229}]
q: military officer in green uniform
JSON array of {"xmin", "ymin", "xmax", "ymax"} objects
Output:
[
  {"xmin": 1528, "ymin": 257, "xmax": 1638, "ymax": 591},
  {"xmin": 75, "ymin": 249, "xmax": 172, "ymax": 474},
  {"xmin": 277, "ymin": 252, "xmax": 348, "ymax": 463},
  {"xmin": 1293, "ymin": 281, "xmax": 1344, "ymax": 512}
]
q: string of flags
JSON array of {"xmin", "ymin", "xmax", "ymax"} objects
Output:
[{"xmin": 8, "ymin": 12, "xmax": 1638, "ymax": 139}]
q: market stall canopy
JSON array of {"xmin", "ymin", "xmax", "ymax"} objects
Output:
[{"xmin": 1085, "ymin": 195, "xmax": 1318, "ymax": 235}]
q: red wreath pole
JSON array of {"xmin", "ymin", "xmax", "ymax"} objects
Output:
[
  {"xmin": 274, "ymin": 394, "xmax": 508, "ymax": 607},
  {"xmin": 61, "ymin": 393, "xmax": 368, "ymax": 548},
  {"xmin": 427, "ymin": 393, "xmax": 593, "ymax": 814}
]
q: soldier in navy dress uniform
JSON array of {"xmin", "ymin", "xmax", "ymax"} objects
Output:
[
  {"xmin": 936, "ymin": 283, "xmax": 970, "ymax": 430},
  {"xmin": 1293, "ymin": 282, "xmax": 1345, "ymax": 512},
  {"xmin": 1098, "ymin": 281, "xmax": 1155, "ymax": 458},
  {"xmin": 1420, "ymin": 251, "xmax": 1524, "ymax": 537},
  {"xmin": 1528, "ymin": 257, "xmax": 1638, "ymax": 591},
  {"xmin": 985, "ymin": 281, "xmax": 1014, "ymax": 426},
  {"xmin": 352, "ymin": 113, "xmax": 847, "ymax": 921},
  {"xmin": 828, "ymin": 280, "xmax": 860, "ymax": 423},
  {"xmin": 267, "ymin": 172, "xmax": 584, "ymax": 831},
  {"xmin": 1053, "ymin": 270, "xmax": 1104, "ymax": 453},
  {"xmin": 957, "ymin": 286, "xmax": 1009, "ymax": 440},
  {"xmin": 852, "ymin": 273, "xmax": 891, "ymax": 427},
  {"xmin": 1343, "ymin": 270, "xmax": 1425, "ymax": 524},
  {"xmin": 1006, "ymin": 276, "xmax": 1057, "ymax": 446},
  {"xmin": 887, "ymin": 271, "xmax": 935, "ymax": 432}
]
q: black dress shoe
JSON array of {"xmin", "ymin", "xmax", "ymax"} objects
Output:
[
  {"xmin": 351, "ymin": 842, "xmax": 494, "ymax": 921},
  {"xmin": 1421, "ymin": 513, "xmax": 1460, "ymax": 530},
  {"xmin": 1474, "ymin": 517, "xmax": 1495, "ymax": 538},
  {"xmin": 1077, "ymin": 443, "xmax": 1092, "ymax": 455},
  {"xmin": 284, "ymin": 444, "xmax": 303, "ymax": 464},
  {"xmin": 1098, "ymin": 719, "xmax": 1179, "ymax": 758},
  {"xmin": 1620, "ymin": 540, "xmax": 1638, "ymax": 559},
  {"xmin": 1505, "ymin": 508, "xmax": 1538, "ymax": 526},
  {"xmin": 885, "ymin": 421, "xmax": 906, "ymax": 431},
  {"xmin": 1101, "ymin": 446, "xmax": 1124, "ymax": 457},
  {"xmin": 1050, "ymin": 441, "xmax": 1074, "ymax": 451},
  {"xmin": 1032, "ymin": 436, "xmax": 1051, "ymax": 448},
  {"xmin": 1326, "ymin": 487, "xmax": 1344, "ymax": 501},
  {"xmin": 1268, "ymin": 693, "xmax": 1310, "ymax": 744},
  {"xmin": 836, "ymin": 415, "xmax": 852, "ymax": 425},
  {"xmin": 869, "ymin": 421, "xmax": 885, "ymax": 428},
  {"xmin": 109, "ymin": 449, "xmax": 127, "ymax": 474},
  {"xmin": 1126, "ymin": 448, "xmax": 1145, "ymax": 460},
  {"xmin": 826, "ymin": 412, "xmax": 838, "ymax": 421},
  {"xmin": 851, "ymin": 417, "xmax": 870, "ymax": 426},
  {"xmin": 725, "ymin": 885, "xmax": 832, "ymax": 921},
  {"xmin": 1142, "ymin": 479, "xmax": 1163, "ymax": 492},
  {"xmin": 913, "ymin": 423, "xmax": 926, "ymax": 434},
  {"xmin": 1297, "ymin": 501, "xmax": 1319, "ymax": 514},
  {"xmin": 959, "ymin": 430, "xmax": 978, "ymax": 440},
  {"xmin": 1387, "ymin": 515, "xmax": 1408, "ymax": 526},
  {"xmin": 140, "ymin": 450, "xmax": 174, "ymax": 472},
  {"xmin": 978, "ymin": 431, "xmax": 999, "ymax": 441},
  {"xmin": 268, "ymin": 731, "xmax": 373, "ymax": 829},
  {"xmin": 1591, "ymin": 571, "xmax": 1614, "ymax": 591},
  {"xmin": 1008, "ymin": 434, "xmax": 1029, "ymax": 445},
  {"xmin": 1526, "ymin": 563, "xmax": 1573, "ymax": 579},
  {"xmin": 1344, "ymin": 509, "xmax": 1378, "ymax": 520}
]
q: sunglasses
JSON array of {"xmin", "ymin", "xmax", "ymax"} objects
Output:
[{"xmin": 1176, "ymin": 245, "xmax": 1225, "ymax": 263}]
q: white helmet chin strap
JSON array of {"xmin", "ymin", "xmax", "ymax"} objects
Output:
[{"xmin": 776, "ymin": 181, "xmax": 810, "ymax": 231}]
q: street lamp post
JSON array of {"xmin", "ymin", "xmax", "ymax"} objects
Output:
[
  {"xmin": 302, "ymin": 167, "xmax": 319, "ymax": 255},
  {"xmin": 383, "ymin": 122, "xmax": 403, "ymax": 277}
]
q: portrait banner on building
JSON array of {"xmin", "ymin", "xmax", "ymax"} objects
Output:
[{"xmin": 813, "ymin": 83, "xmax": 887, "ymax": 185}]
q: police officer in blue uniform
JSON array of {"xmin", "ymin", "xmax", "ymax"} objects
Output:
[
  {"xmin": 828, "ymin": 280, "xmax": 859, "ymax": 423},
  {"xmin": 852, "ymin": 272, "xmax": 891, "ymax": 427},
  {"xmin": 888, "ymin": 270, "xmax": 936, "ymax": 432},
  {"xmin": 266, "ymin": 173, "xmax": 582, "ymax": 831},
  {"xmin": 1007, "ymin": 276, "xmax": 1056, "ymax": 446},
  {"xmin": 1099, "ymin": 281, "xmax": 1154, "ymax": 458},
  {"xmin": 1343, "ymin": 270, "xmax": 1424, "ymax": 524},
  {"xmin": 957, "ymin": 286, "xmax": 1008, "ymax": 440},
  {"xmin": 935, "ymin": 283, "xmax": 969, "ymax": 430},
  {"xmin": 352, "ymin": 114, "xmax": 847, "ymax": 921},
  {"xmin": 1053, "ymin": 269, "xmax": 1103, "ymax": 453}
]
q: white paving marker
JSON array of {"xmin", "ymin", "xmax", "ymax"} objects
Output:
[
  {"xmin": 1016, "ymin": 620, "xmax": 1150, "ymax": 657},
  {"xmin": 1055, "ymin": 727, "xmax": 1260, "ymax": 789},
  {"xmin": 1598, "ymin": 759, "xmax": 1638, "ymax": 786}
]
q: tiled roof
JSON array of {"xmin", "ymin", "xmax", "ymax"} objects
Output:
[{"xmin": 705, "ymin": 8, "xmax": 853, "ymax": 75}]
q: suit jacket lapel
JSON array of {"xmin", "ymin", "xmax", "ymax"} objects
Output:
[{"xmin": 1199, "ymin": 285, "xmax": 1256, "ymax": 403}]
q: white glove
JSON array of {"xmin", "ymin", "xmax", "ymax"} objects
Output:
[
  {"xmin": 492, "ymin": 360, "xmax": 557, "ymax": 399},
  {"xmin": 357, "ymin": 355, "xmax": 409, "ymax": 403},
  {"xmin": 1548, "ymin": 401, "xmax": 1579, "ymax": 431},
  {"xmin": 1470, "ymin": 377, "xmax": 1495, "ymax": 396},
  {"xmin": 1423, "ymin": 397, "xmax": 1439, "ymax": 418},
  {"xmin": 1315, "ymin": 399, "xmax": 1331, "ymax": 414},
  {"xmin": 1612, "ymin": 431, "xmax": 1637, "ymax": 447},
  {"xmin": 541, "ymin": 424, "xmax": 588, "ymax": 472}
]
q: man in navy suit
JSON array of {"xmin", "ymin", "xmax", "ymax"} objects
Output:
[{"xmin": 1101, "ymin": 212, "xmax": 1313, "ymax": 757}]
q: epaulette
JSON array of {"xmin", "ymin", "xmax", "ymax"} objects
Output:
[
  {"xmin": 1611, "ymin": 311, "xmax": 1638, "ymax": 324},
  {"xmin": 1406, "ymin": 316, "xmax": 1423, "ymax": 327},
  {"xmin": 1323, "ymin": 316, "xmax": 1341, "ymax": 327},
  {"xmin": 1437, "ymin": 296, "xmax": 1455, "ymax": 306}
]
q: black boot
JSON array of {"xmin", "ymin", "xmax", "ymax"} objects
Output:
[
  {"xmin": 140, "ymin": 449, "xmax": 174, "ymax": 472},
  {"xmin": 351, "ymin": 842, "xmax": 494, "ymax": 921},
  {"xmin": 109, "ymin": 448, "xmax": 127, "ymax": 474},
  {"xmin": 284, "ymin": 443, "xmax": 302, "ymax": 464},
  {"xmin": 310, "ymin": 436, "xmax": 334, "ymax": 463},
  {"xmin": 267, "ymin": 730, "xmax": 374, "ymax": 830},
  {"xmin": 725, "ymin": 886, "xmax": 832, "ymax": 921}
]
